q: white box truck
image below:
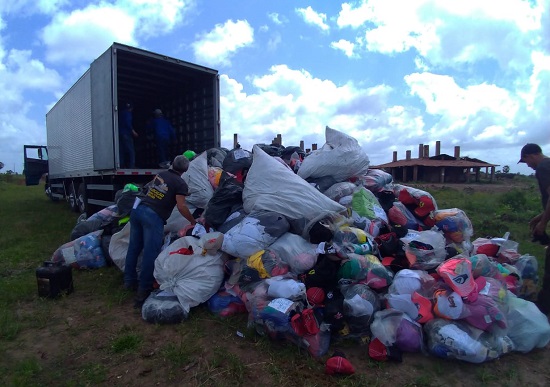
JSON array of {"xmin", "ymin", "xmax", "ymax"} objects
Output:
[{"xmin": 24, "ymin": 43, "xmax": 220, "ymax": 214}]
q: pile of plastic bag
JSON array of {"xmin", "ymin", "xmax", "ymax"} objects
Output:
[{"xmin": 54, "ymin": 126, "xmax": 550, "ymax": 366}]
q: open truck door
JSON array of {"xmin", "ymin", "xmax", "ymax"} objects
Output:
[{"xmin": 23, "ymin": 145, "xmax": 49, "ymax": 186}]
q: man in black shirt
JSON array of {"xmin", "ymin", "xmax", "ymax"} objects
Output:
[
  {"xmin": 519, "ymin": 143, "xmax": 550, "ymax": 313},
  {"xmin": 124, "ymin": 155, "xmax": 196, "ymax": 307}
]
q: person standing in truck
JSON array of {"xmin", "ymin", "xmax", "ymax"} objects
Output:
[
  {"xmin": 124, "ymin": 155, "xmax": 197, "ymax": 308},
  {"xmin": 118, "ymin": 102, "xmax": 139, "ymax": 168},
  {"xmin": 150, "ymin": 109, "xmax": 176, "ymax": 168}
]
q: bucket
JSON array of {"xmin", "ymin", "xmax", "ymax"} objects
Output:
[{"xmin": 36, "ymin": 261, "xmax": 74, "ymax": 298}]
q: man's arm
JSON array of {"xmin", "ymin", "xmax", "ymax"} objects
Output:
[
  {"xmin": 533, "ymin": 185, "xmax": 550, "ymax": 235},
  {"xmin": 176, "ymin": 195, "xmax": 196, "ymax": 225}
]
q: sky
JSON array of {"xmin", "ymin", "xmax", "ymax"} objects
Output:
[{"xmin": 0, "ymin": 0, "xmax": 549, "ymax": 175}]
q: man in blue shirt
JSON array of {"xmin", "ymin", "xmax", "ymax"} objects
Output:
[
  {"xmin": 118, "ymin": 102, "xmax": 138, "ymax": 168},
  {"xmin": 151, "ymin": 109, "xmax": 176, "ymax": 168}
]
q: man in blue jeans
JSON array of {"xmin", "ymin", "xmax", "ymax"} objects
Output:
[
  {"xmin": 118, "ymin": 102, "xmax": 138, "ymax": 168},
  {"xmin": 124, "ymin": 155, "xmax": 196, "ymax": 308},
  {"xmin": 518, "ymin": 143, "xmax": 550, "ymax": 314},
  {"xmin": 151, "ymin": 109, "xmax": 176, "ymax": 168}
]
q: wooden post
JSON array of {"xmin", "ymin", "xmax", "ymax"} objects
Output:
[{"xmin": 233, "ymin": 133, "xmax": 238, "ymax": 149}]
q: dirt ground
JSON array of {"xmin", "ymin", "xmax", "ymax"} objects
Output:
[{"xmin": 4, "ymin": 265, "xmax": 550, "ymax": 387}]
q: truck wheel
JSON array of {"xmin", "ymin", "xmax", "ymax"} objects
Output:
[
  {"xmin": 77, "ymin": 183, "xmax": 88, "ymax": 215},
  {"xmin": 45, "ymin": 184, "xmax": 59, "ymax": 202},
  {"xmin": 68, "ymin": 182, "xmax": 80, "ymax": 213}
]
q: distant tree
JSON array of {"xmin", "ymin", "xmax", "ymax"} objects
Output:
[
  {"xmin": 0, "ymin": 161, "xmax": 4, "ymax": 171},
  {"xmin": 502, "ymin": 165, "xmax": 510, "ymax": 173}
]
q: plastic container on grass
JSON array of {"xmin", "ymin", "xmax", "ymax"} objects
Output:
[{"xmin": 36, "ymin": 261, "xmax": 74, "ymax": 298}]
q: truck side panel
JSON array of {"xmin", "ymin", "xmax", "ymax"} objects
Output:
[
  {"xmin": 46, "ymin": 71, "xmax": 94, "ymax": 179},
  {"xmin": 91, "ymin": 45, "xmax": 116, "ymax": 171}
]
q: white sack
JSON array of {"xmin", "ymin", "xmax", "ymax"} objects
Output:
[
  {"xmin": 182, "ymin": 151, "xmax": 214, "ymax": 209},
  {"xmin": 221, "ymin": 211, "xmax": 289, "ymax": 259},
  {"xmin": 243, "ymin": 145, "xmax": 345, "ymax": 226},
  {"xmin": 154, "ymin": 233, "xmax": 225, "ymax": 313},
  {"xmin": 297, "ymin": 126, "xmax": 370, "ymax": 182},
  {"xmin": 108, "ymin": 222, "xmax": 142, "ymax": 272}
]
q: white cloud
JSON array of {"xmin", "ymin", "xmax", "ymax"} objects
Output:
[
  {"xmin": 268, "ymin": 12, "xmax": 286, "ymax": 25},
  {"xmin": 337, "ymin": 0, "xmax": 544, "ymax": 72},
  {"xmin": 405, "ymin": 72, "xmax": 521, "ymax": 147},
  {"xmin": 296, "ymin": 6, "xmax": 329, "ymax": 32},
  {"xmin": 41, "ymin": 5, "xmax": 137, "ymax": 64},
  {"xmin": 192, "ymin": 19, "xmax": 254, "ymax": 67},
  {"xmin": 218, "ymin": 66, "xmax": 419, "ymax": 160},
  {"xmin": 40, "ymin": 0, "xmax": 191, "ymax": 65},
  {"xmin": 0, "ymin": 46, "xmax": 63, "ymax": 172},
  {"xmin": 330, "ymin": 39, "xmax": 357, "ymax": 58},
  {"xmin": 0, "ymin": 0, "xmax": 69, "ymax": 15},
  {"xmin": 117, "ymin": 0, "xmax": 190, "ymax": 38}
]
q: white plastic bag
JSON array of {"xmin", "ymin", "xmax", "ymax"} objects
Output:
[
  {"xmin": 154, "ymin": 233, "xmax": 225, "ymax": 313},
  {"xmin": 182, "ymin": 151, "xmax": 214, "ymax": 209},
  {"xmin": 243, "ymin": 145, "xmax": 345, "ymax": 224},
  {"xmin": 297, "ymin": 126, "xmax": 370, "ymax": 182}
]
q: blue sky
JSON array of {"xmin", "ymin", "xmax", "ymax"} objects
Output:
[{"xmin": 1, "ymin": 0, "xmax": 549, "ymax": 175}]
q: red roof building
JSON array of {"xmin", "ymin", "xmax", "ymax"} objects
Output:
[{"xmin": 370, "ymin": 141, "xmax": 498, "ymax": 183}]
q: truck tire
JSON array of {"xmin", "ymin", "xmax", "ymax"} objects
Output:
[
  {"xmin": 45, "ymin": 183, "xmax": 59, "ymax": 202},
  {"xmin": 77, "ymin": 183, "xmax": 88, "ymax": 215},
  {"xmin": 68, "ymin": 182, "xmax": 80, "ymax": 213}
]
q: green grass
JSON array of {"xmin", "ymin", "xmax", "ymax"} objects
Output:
[{"xmin": 1, "ymin": 175, "xmax": 549, "ymax": 386}]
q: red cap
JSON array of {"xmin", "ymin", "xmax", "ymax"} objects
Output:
[
  {"xmin": 325, "ymin": 353, "xmax": 355, "ymax": 375},
  {"xmin": 306, "ymin": 287, "xmax": 326, "ymax": 307},
  {"xmin": 414, "ymin": 195, "xmax": 435, "ymax": 218},
  {"xmin": 411, "ymin": 291, "xmax": 434, "ymax": 323}
]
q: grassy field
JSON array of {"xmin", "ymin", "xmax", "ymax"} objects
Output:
[{"xmin": 0, "ymin": 175, "xmax": 549, "ymax": 386}]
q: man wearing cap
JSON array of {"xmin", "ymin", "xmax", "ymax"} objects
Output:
[
  {"xmin": 518, "ymin": 143, "xmax": 550, "ymax": 314},
  {"xmin": 124, "ymin": 155, "xmax": 197, "ymax": 308},
  {"xmin": 118, "ymin": 102, "xmax": 138, "ymax": 168}
]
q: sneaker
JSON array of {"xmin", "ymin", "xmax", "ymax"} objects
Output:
[
  {"xmin": 134, "ymin": 289, "xmax": 152, "ymax": 309},
  {"xmin": 123, "ymin": 282, "xmax": 137, "ymax": 292}
]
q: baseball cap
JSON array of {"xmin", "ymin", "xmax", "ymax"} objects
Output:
[
  {"xmin": 368, "ymin": 338, "xmax": 403, "ymax": 362},
  {"xmin": 306, "ymin": 287, "xmax": 326, "ymax": 307},
  {"xmin": 518, "ymin": 143, "xmax": 542, "ymax": 163},
  {"xmin": 325, "ymin": 351, "xmax": 355, "ymax": 375},
  {"xmin": 433, "ymin": 289, "xmax": 465, "ymax": 319}
]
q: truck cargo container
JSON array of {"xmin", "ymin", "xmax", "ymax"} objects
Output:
[{"xmin": 24, "ymin": 42, "xmax": 220, "ymax": 214}]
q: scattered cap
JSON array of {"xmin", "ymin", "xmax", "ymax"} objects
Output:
[
  {"xmin": 414, "ymin": 195, "xmax": 435, "ymax": 218},
  {"xmin": 386, "ymin": 294, "xmax": 419, "ymax": 320},
  {"xmin": 518, "ymin": 143, "xmax": 542, "ymax": 163},
  {"xmin": 123, "ymin": 183, "xmax": 139, "ymax": 192},
  {"xmin": 411, "ymin": 291, "xmax": 434, "ymax": 323},
  {"xmin": 392, "ymin": 269, "xmax": 422, "ymax": 294},
  {"xmin": 325, "ymin": 351, "xmax": 355, "ymax": 375},
  {"xmin": 338, "ymin": 259, "xmax": 361, "ymax": 280},
  {"xmin": 433, "ymin": 289, "xmax": 464, "ymax": 319},
  {"xmin": 183, "ymin": 150, "xmax": 197, "ymax": 160},
  {"xmin": 306, "ymin": 287, "xmax": 326, "ymax": 307},
  {"xmin": 368, "ymin": 338, "xmax": 403, "ymax": 362}
]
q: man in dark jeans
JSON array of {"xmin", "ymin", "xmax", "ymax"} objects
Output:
[
  {"xmin": 124, "ymin": 155, "xmax": 196, "ymax": 308},
  {"xmin": 518, "ymin": 143, "xmax": 550, "ymax": 314},
  {"xmin": 118, "ymin": 102, "xmax": 138, "ymax": 168}
]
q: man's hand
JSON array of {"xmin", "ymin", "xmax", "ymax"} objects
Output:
[
  {"xmin": 132, "ymin": 129, "xmax": 139, "ymax": 138},
  {"xmin": 529, "ymin": 213, "xmax": 543, "ymax": 232}
]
